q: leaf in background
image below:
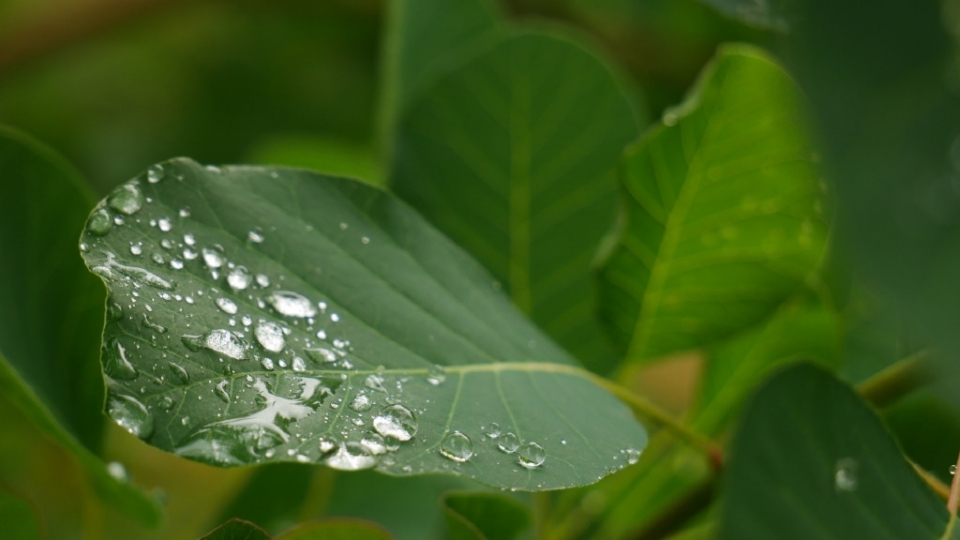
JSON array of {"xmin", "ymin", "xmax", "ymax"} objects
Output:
[
  {"xmin": 695, "ymin": 0, "xmax": 800, "ymax": 32},
  {"xmin": 599, "ymin": 44, "xmax": 826, "ymax": 365},
  {"xmin": 216, "ymin": 463, "xmax": 316, "ymax": 535},
  {"xmin": 442, "ymin": 491, "xmax": 531, "ymax": 540},
  {"xmin": 884, "ymin": 389, "xmax": 960, "ymax": 486},
  {"xmin": 379, "ymin": 0, "xmax": 503, "ymax": 152},
  {"xmin": 0, "ymin": 126, "xmax": 162, "ymax": 525},
  {"xmin": 79, "ymin": 158, "xmax": 647, "ymax": 491},
  {"xmin": 280, "ymin": 519, "xmax": 394, "ymax": 540},
  {"xmin": 716, "ymin": 363, "xmax": 951, "ymax": 539},
  {"xmin": 247, "ymin": 136, "xmax": 382, "ymax": 187},
  {"xmin": 0, "ymin": 489, "xmax": 40, "ymax": 540},
  {"xmin": 201, "ymin": 519, "xmax": 271, "ymax": 540},
  {"xmin": 391, "ymin": 31, "xmax": 638, "ymax": 371}
]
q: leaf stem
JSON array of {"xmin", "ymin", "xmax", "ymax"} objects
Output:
[
  {"xmin": 857, "ymin": 351, "xmax": 931, "ymax": 409},
  {"xmin": 949, "ymin": 451, "xmax": 960, "ymax": 515},
  {"xmin": 589, "ymin": 374, "xmax": 724, "ymax": 469},
  {"xmin": 912, "ymin": 461, "xmax": 951, "ymax": 501}
]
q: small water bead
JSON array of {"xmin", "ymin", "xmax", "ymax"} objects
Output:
[
  {"xmin": 184, "ymin": 234, "xmax": 196, "ymax": 246},
  {"xmin": 142, "ymin": 314, "xmax": 167, "ymax": 334},
  {"xmin": 107, "ymin": 393, "xmax": 154, "ymax": 439},
  {"xmin": 318, "ymin": 436, "xmax": 339, "ymax": 456},
  {"xmin": 325, "ymin": 441, "xmax": 377, "ymax": 471},
  {"xmin": 255, "ymin": 321, "xmax": 285, "ymax": 353},
  {"xmin": 256, "ymin": 274, "xmax": 270, "ymax": 288},
  {"xmin": 214, "ymin": 380, "xmax": 230, "ymax": 403},
  {"xmin": 103, "ymin": 339, "xmax": 139, "ymax": 380},
  {"xmin": 361, "ymin": 432, "xmax": 388, "ymax": 455},
  {"xmin": 266, "ymin": 291, "xmax": 316, "ymax": 318},
  {"xmin": 350, "ymin": 393, "xmax": 373, "ymax": 412},
  {"xmin": 147, "ymin": 165, "xmax": 165, "ymax": 184},
  {"xmin": 518, "ymin": 442, "xmax": 546, "ymax": 469},
  {"xmin": 373, "ymin": 404, "xmax": 417, "ymax": 441},
  {"xmin": 305, "ymin": 347, "xmax": 337, "ymax": 363},
  {"xmin": 834, "ymin": 458, "xmax": 859, "ymax": 492},
  {"xmin": 202, "ymin": 247, "xmax": 224, "ymax": 268},
  {"xmin": 365, "ymin": 374, "xmax": 387, "ymax": 393},
  {"xmin": 170, "ymin": 259, "xmax": 184, "ymax": 270},
  {"xmin": 316, "ymin": 330, "xmax": 327, "ymax": 340},
  {"xmin": 339, "ymin": 222, "xmax": 348, "ymax": 230},
  {"xmin": 625, "ymin": 447, "xmax": 641, "ymax": 465},
  {"xmin": 107, "ymin": 461, "xmax": 129, "ymax": 482},
  {"xmin": 80, "ymin": 242, "xmax": 89, "ymax": 252},
  {"xmin": 107, "ymin": 302, "xmax": 124, "ymax": 321},
  {"xmin": 169, "ymin": 362, "xmax": 189, "ymax": 384},
  {"xmin": 130, "ymin": 243, "xmax": 143, "ymax": 256},
  {"xmin": 278, "ymin": 359, "xmax": 288, "ymax": 369},
  {"xmin": 87, "ymin": 208, "xmax": 113, "ymax": 235},
  {"xmin": 158, "ymin": 217, "xmax": 172, "ymax": 232},
  {"xmin": 439, "ymin": 432, "xmax": 474, "ymax": 463},
  {"xmin": 161, "ymin": 239, "xmax": 174, "ymax": 250},
  {"xmin": 182, "ymin": 329, "xmax": 247, "ymax": 360},
  {"xmin": 498, "ymin": 433, "xmax": 520, "ymax": 454},
  {"xmin": 108, "ymin": 184, "xmax": 144, "ymax": 215},
  {"xmin": 952, "ymin": 465, "xmax": 957, "ymax": 476},
  {"xmin": 179, "ymin": 207, "xmax": 191, "ymax": 218},
  {"xmin": 160, "ymin": 396, "xmax": 175, "ymax": 411},
  {"xmin": 291, "ymin": 357, "xmax": 306, "ymax": 372},
  {"xmin": 361, "ymin": 236, "xmax": 370, "ymax": 245},
  {"xmin": 330, "ymin": 313, "xmax": 340, "ymax": 323},
  {"xmin": 183, "ymin": 248, "xmax": 197, "ymax": 260},
  {"xmin": 248, "ymin": 229, "xmax": 265, "ymax": 243},
  {"xmin": 261, "ymin": 357, "xmax": 275, "ymax": 370},
  {"xmin": 484, "ymin": 422, "xmax": 501, "ymax": 439},
  {"xmin": 216, "ymin": 298, "xmax": 238, "ymax": 315},
  {"xmin": 427, "ymin": 365, "xmax": 446, "ymax": 386},
  {"xmin": 227, "ymin": 267, "xmax": 252, "ymax": 291}
]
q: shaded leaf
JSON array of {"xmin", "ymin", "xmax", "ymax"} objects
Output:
[
  {"xmin": 217, "ymin": 462, "xmax": 316, "ymax": 535},
  {"xmin": 442, "ymin": 491, "xmax": 530, "ymax": 540},
  {"xmin": 0, "ymin": 489, "xmax": 40, "ymax": 540},
  {"xmin": 716, "ymin": 363, "xmax": 951, "ymax": 539},
  {"xmin": 599, "ymin": 44, "xmax": 826, "ymax": 365},
  {"xmin": 696, "ymin": 0, "xmax": 800, "ymax": 31},
  {"xmin": 201, "ymin": 519, "xmax": 271, "ymax": 540},
  {"xmin": 392, "ymin": 31, "xmax": 638, "ymax": 371},
  {"xmin": 248, "ymin": 136, "xmax": 382, "ymax": 187},
  {"xmin": 79, "ymin": 158, "xmax": 647, "ymax": 491},
  {"xmin": 281, "ymin": 519, "xmax": 394, "ymax": 540},
  {"xmin": 0, "ymin": 126, "xmax": 162, "ymax": 525}
]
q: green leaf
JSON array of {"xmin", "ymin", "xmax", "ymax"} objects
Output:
[
  {"xmin": 247, "ymin": 136, "xmax": 382, "ymax": 187},
  {"xmin": 78, "ymin": 158, "xmax": 647, "ymax": 491},
  {"xmin": 442, "ymin": 491, "xmax": 531, "ymax": 540},
  {"xmin": 391, "ymin": 31, "xmax": 638, "ymax": 370},
  {"xmin": 599, "ymin": 44, "xmax": 826, "ymax": 365},
  {"xmin": 0, "ymin": 489, "xmax": 40, "ymax": 540},
  {"xmin": 0, "ymin": 126, "xmax": 162, "ymax": 526},
  {"xmin": 695, "ymin": 0, "xmax": 799, "ymax": 31},
  {"xmin": 716, "ymin": 363, "xmax": 951, "ymax": 539},
  {"xmin": 217, "ymin": 462, "xmax": 316, "ymax": 535},
  {"xmin": 201, "ymin": 519, "xmax": 271, "ymax": 540},
  {"xmin": 379, "ymin": 0, "xmax": 504, "ymax": 151}
]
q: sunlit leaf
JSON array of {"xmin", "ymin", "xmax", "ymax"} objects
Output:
[{"xmin": 79, "ymin": 158, "xmax": 647, "ymax": 491}]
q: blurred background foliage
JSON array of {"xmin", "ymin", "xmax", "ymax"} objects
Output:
[{"xmin": 3, "ymin": 0, "xmax": 960, "ymax": 538}]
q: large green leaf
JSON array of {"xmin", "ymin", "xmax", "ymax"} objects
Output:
[
  {"xmin": 442, "ymin": 491, "xmax": 531, "ymax": 540},
  {"xmin": 0, "ymin": 489, "xmax": 40, "ymax": 540},
  {"xmin": 0, "ymin": 126, "xmax": 162, "ymax": 525},
  {"xmin": 78, "ymin": 158, "xmax": 647, "ymax": 491},
  {"xmin": 716, "ymin": 363, "xmax": 952, "ymax": 539},
  {"xmin": 599, "ymin": 44, "xmax": 826, "ymax": 365},
  {"xmin": 391, "ymin": 31, "xmax": 638, "ymax": 370}
]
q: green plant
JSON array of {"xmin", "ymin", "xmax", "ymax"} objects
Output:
[{"xmin": 2, "ymin": 0, "xmax": 959, "ymax": 539}]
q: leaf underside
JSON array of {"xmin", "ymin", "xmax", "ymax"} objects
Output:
[{"xmin": 79, "ymin": 158, "xmax": 646, "ymax": 491}]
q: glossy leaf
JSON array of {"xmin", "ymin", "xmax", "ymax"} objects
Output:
[
  {"xmin": 442, "ymin": 491, "xmax": 530, "ymax": 540},
  {"xmin": 78, "ymin": 158, "xmax": 647, "ymax": 491},
  {"xmin": 716, "ymin": 363, "xmax": 951, "ymax": 539},
  {"xmin": 599, "ymin": 44, "xmax": 826, "ymax": 365},
  {"xmin": 0, "ymin": 126, "xmax": 162, "ymax": 525},
  {"xmin": 392, "ymin": 31, "xmax": 638, "ymax": 370}
]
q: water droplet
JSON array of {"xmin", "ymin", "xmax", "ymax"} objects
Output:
[
  {"xmin": 130, "ymin": 243, "xmax": 143, "ymax": 256},
  {"xmin": 214, "ymin": 380, "xmax": 230, "ymax": 403},
  {"xmin": 835, "ymin": 457, "xmax": 858, "ymax": 492},
  {"xmin": 440, "ymin": 432, "xmax": 474, "ymax": 462},
  {"xmin": 365, "ymin": 374, "xmax": 387, "ymax": 393},
  {"xmin": 361, "ymin": 432, "xmax": 388, "ymax": 455},
  {"xmin": 498, "ymin": 432, "xmax": 520, "ymax": 454},
  {"xmin": 325, "ymin": 441, "xmax": 377, "ymax": 471},
  {"xmin": 79, "ymin": 242, "xmax": 89, "ymax": 252},
  {"xmin": 484, "ymin": 422, "xmax": 501, "ymax": 439},
  {"xmin": 305, "ymin": 347, "xmax": 337, "ymax": 363},
  {"xmin": 184, "ymin": 234, "xmax": 196, "ymax": 246},
  {"xmin": 373, "ymin": 404, "xmax": 417, "ymax": 441},
  {"xmin": 170, "ymin": 259, "xmax": 184, "ymax": 270},
  {"xmin": 107, "ymin": 392, "xmax": 153, "ymax": 439},
  {"xmin": 179, "ymin": 207, "xmax": 191, "ymax": 218},
  {"xmin": 108, "ymin": 184, "xmax": 144, "ymax": 215},
  {"xmin": 147, "ymin": 165, "xmax": 165, "ymax": 183},
  {"xmin": 107, "ymin": 301, "xmax": 123, "ymax": 320},
  {"xmin": 256, "ymin": 274, "xmax": 270, "ymax": 288},
  {"xmin": 142, "ymin": 314, "xmax": 167, "ymax": 334},
  {"xmin": 182, "ymin": 329, "xmax": 247, "ymax": 360},
  {"xmin": 113, "ymin": 215, "xmax": 125, "ymax": 226},
  {"xmin": 951, "ymin": 465, "xmax": 957, "ymax": 476},
  {"xmin": 95, "ymin": 252, "xmax": 174, "ymax": 290},
  {"xmin": 319, "ymin": 435, "xmax": 339, "ymax": 456},
  {"xmin": 330, "ymin": 313, "xmax": 340, "ymax": 323},
  {"xmin": 255, "ymin": 321, "xmax": 285, "ymax": 353},
  {"xmin": 248, "ymin": 229, "xmax": 265, "ymax": 243},
  {"xmin": 205, "ymin": 165, "xmax": 222, "ymax": 174},
  {"xmin": 427, "ymin": 365, "xmax": 446, "ymax": 386},
  {"xmin": 361, "ymin": 236, "xmax": 370, "ymax": 244},
  {"xmin": 107, "ymin": 461, "xmax": 128, "ymax": 481},
  {"xmin": 339, "ymin": 222, "xmax": 348, "ymax": 230},
  {"xmin": 87, "ymin": 208, "xmax": 113, "ymax": 235},
  {"xmin": 261, "ymin": 357, "xmax": 275, "ymax": 370},
  {"xmin": 104, "ymin": 339, "xmax": 139, "ymax": 380},
  {"xmin": 625, "ymin": 447, "xmax": 641, "ymax": 465},
  {"xmin": 202, "ymin": 247, "xmax": 224, "ymax": 268},
  {"xmin": 291, "ymin": 357, "xmax": 306, "ymax": 372},
  {"xmin": 169, "ymin": 362, "xmax": 189, "ymax": 384},
  {"xmin": 518, "ymin": 442, "xmax": 545, "ymax": 469},
  {"xmin": 152, "ymin": 253, "xmax": 165, "ymax": 265},
  {"xmin": 227, "ymin": 267, "xmax": 252, "ymax": 291},
  {"xmin": 266, "ymin": 291, "xmax": 316, "ymax": 318},
  {"xmin": 158, "ymin": 217, "xmax": 172, "ymax": 232},
  {"xmin": 216, "ymin": 297, "xmax": 238, "ymax": 315},
  {"xmin": 160, "ymin": 396, "xmax": 175, "ymax": 411},
  {"xmin": 183, "ymin": 248, "xmax": 197, "ymax": 260},
  {"xmin": 350, "ymin": 393, "xmax": 373, "ymax": 412}
]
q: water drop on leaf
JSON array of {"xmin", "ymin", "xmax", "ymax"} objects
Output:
[
  {"xmin": 325, "ymin": 441, "xmax": 377, "ymax": 471},
  {"xmin": 373, "ymin": 404, "xmax": 417, "ymax": 441},
  {"xmin": 266, "ymin": 291, "xmax": 316, "ymax": 318},
  {"xmin": 107, "ymin": 392, "xmax": 154, "ymax": 439},
  {"xmin": 498, "ymin": 432, "xmax": 520, "ymax": 454},
  {"xmin": 427, "ymin": 365, "xmax": 446, "ymax": 385},
  {"xmin": 103, "ymin": 339, "xmax": 139, "ymax": 380},
  {"xmin": 440, "ymin": 431, "xmax": 474, "ymax": 462},
  {"xmin": 216, "ymin": 298, "xmax": 238, "ymax": 315},
  {"xmin": 518, "ymin": 442, "xmax": 545, "ymax": 469},
  {"xmin": 227, "ymin": 266, "xmax": 252, "ymax": 291},
  {"xmin": 87, "ymin": 208, "xmax": 113, "ymax": 235},
  {"xmin": 255, "ymin": 321, "xmax": 285, "ymax": 353},
  {"xmin": 484, "ymin": 422, "xmax": 501, "ymax": 439},
  {"xmin": 108, "ymin": 184, "xmax": 144, "ymax": 215},
  {"xmin": 350, "ymin": 393, "xmax": 372, "ymax": 412}
]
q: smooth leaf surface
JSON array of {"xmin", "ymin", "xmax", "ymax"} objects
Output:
[
  {"xmin": 79, "ymin": 158, "xmax": 647, "ymax": 491},
  {"xmin": 0, "ymin": 489, "xmax": 40, "ymax": 540},
  {"xmin": 216, "ymin": 462, "xmax": 315, "ymax": 535},
  {"xmin": 392, "ymin": 31, "xmax": 638, "ymax": 370},
  {"xmin": 599, "ymin": 44, "xmax": 826, "ymax": 365},
  {"xmin": 696, "ymin": 0, "xmax": 799, "ymax": 31},
  {"xmin": 442, "ymin": 491, "xmax": 530, "ymax": 540},
  {"xmin": 0, "ymin": 126, "xmax": 162, "ymax": 525},
  {"xmin": 201, "ymin": 519, "xmax": 271, "ymax": 540},
  {"xmin": 716, "ymin": 363, "xmax": 951, "ymax": 539}
]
